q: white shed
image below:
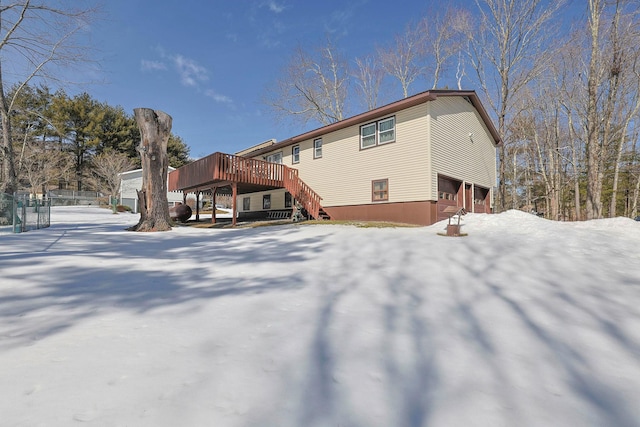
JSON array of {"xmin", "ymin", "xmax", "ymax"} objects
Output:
[{"xmin": 119, "ymin": 167, "xmax": 184, "ymax": 213}]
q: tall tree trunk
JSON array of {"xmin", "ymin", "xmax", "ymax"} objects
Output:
[
  {"xmin": 565, "ymin": 112, "xmax": 582, "ymax": 220},
  {"xmin": 0, "ymin": 63, "xmax": 17, "ymax": 195},
  {"xmin": 585, "ymin": 0, "xmax": 603, "ymax": 220},
  {"xmin": 610, "ymin": 134, "xmax": 625, "ymax": 217},
  {"xmin": 631, "ymin": 171, "xmax": 640, "ymax": 218},
  {"xmin": 127, "ymin": 108, "xmax": 172, "ymax": 232}
]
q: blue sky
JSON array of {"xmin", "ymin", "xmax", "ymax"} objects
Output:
[{"xmin": 82, "ymin": 0, "xmax": 583, "ymax": 159}]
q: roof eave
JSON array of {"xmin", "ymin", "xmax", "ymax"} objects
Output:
[{"xmin": 246, "ymin": 90, "xmax": 501, "ymax": 157}]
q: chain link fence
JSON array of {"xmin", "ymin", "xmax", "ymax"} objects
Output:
[
  {"xmin": 47, "ymin": 190, "xmax": 106, "ymax": 206},
  {"xmin": 0, "ymin": 193, "xmax": 51, "ymax": 234}
]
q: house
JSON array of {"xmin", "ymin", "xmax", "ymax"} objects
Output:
[
  {"xmin": 119, "ymin": 167, "xmax": 185, "ymax": 213},
  {"xmin": 168, "ymin": 89, "xmax": 501, "ymax": 226}
]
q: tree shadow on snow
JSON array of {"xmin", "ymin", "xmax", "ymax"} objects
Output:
[{"xmin": 0, "ymin": 220, "xmax": 329, "ymax": 351}]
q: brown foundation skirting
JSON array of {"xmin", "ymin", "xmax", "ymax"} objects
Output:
[{"xmin": 323, "ymin": 201, "xmax": 438, "ymax": 226}]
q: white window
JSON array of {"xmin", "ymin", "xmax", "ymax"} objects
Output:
[
  {"xmin": 360, "ymin": 116, "xmax": 396, "ymax": 149},
  {"xmin": 361, "ymin": 123, "xmax": 377, "ymax": 149},
  {"xmin": 314, "ymin": 138, "xmax": 322, "ymax": 159},
  {"xmin": 378, "ymin": 117, "xmax": 395, "ymax": 144},
  {"xmin": 265, "ymin": 152, "xmax": 283, "ymax": 164},
  {"xmin": 292, "ymin": 145, "xmax": 300, "ymax": 164}
]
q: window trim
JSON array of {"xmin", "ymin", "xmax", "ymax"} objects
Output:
[
  {"xmin": 313, "ymin": 138, "xmax": 323, "ymax": 159},
  {"xmin": 372, "ymin": 179, "xmax": 389, "ymax": 202},
  {"xmin": 360, "ymin": 116, "xmax": 396, "ymax": 150},
  {"xmin": 263, "ymin": 194, "xmax": 271, "ymax": 210},
  {"xmin": 292, "ymin": 145, "xmax": 300, "ymax": 164}
]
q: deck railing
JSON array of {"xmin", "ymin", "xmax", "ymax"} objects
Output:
[
  {"xmin": 169, "ymin": 152, "xmax": 324, "ymax": 219},
  {"xmin": 214, "ymin": 153, "xmax": 285, "ymax": 186},
  {"xmin": 169, "ymin": 152, "xmax": 286, "ymax": 190}
]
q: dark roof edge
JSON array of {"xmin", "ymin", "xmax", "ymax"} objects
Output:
[{"xmin": 248, "ymin": 90, "xmax": 502, "ymax": 158}]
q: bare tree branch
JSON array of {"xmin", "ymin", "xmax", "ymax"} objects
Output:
[
  {"xmin": 263, "ymin": 39, "xmax": 349, "ymax": 127},
  {"xmin": 0, "ymin": 1, "xmax": 99, "ymax": 194}
]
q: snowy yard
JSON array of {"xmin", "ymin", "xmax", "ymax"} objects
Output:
[{"xmin": 1, "ymin": 206, "xmax": 640, "ymax": 427}]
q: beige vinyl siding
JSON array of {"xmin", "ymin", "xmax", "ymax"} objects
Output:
[
  {"xmin": 429, "ymin": 97, "xmax": 497, "ymax": 201},
  {"xmin": 258, "ymin": 103, "xmax": 432, "ymax": 207},
  {"xmin": 238, "ymin": 189, "xmax": 287, "ymax": 211}
]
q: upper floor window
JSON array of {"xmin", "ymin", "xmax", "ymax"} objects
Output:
[
  {"xmin": 314, "ymin": 138, "xmax": 323, "ymax": 159},
  {"xmin": 360, "ymin": 116, "xmax": 395, "ymax": 149},
  {"xmin": 265, "ymin": 152, "xmax": 283, "ymax": 164},
  {"xmin": 292, "ymin": 145, "xmax": 300, "ymax": 164}
]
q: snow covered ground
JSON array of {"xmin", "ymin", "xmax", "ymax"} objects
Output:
[{"xmin": 1, "ymin": 206, "xmax": 640, "ymax": 427}]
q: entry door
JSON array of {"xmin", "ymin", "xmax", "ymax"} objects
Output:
[{"xmin": 465, "ymin": 184, "xmax": 472, "ymax": 212}]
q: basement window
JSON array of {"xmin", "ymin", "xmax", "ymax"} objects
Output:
[{"xmin": 372, "ymin": 179, "xmax": 389, "ymax": 202}]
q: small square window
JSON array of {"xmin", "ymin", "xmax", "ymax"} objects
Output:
[
  {"xmin": 243, "ymin": 197, "xmax": 250, "ymax": 211},
  {"xmin": 372, "ymin": 179, "xmax": 388, "ymax": 202},
  {"xmin": 292, "ymin": 145, "xmax": 300, "ymax": 164},
  {"xmin": 263, "ymin": 194, "xmax": 271, "ymax": 210},
  {"xmin": 314, "ymin": 138, "xmax": 322, "ymax": 159}
]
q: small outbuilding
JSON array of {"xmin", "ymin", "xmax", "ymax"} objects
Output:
[{"xmin": 119, "ymin": 167, "xmax": 184, "ymax": 213}]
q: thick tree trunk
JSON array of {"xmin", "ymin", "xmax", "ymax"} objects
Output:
[{"xmin": 127, "ymin": 108, "xmax": 172, "ymax": 232}]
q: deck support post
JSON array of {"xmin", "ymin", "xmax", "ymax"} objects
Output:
[
  {"xmin": 195, "ymin": 191, "xmax": 200, "ymax": 221},
  {"xmin": 211, "ymin": 186, "xmax": 217, "ymax": 224},
  {"xmin": 231, "ymin": 182, "xmax": 237, "ymax": 227}
]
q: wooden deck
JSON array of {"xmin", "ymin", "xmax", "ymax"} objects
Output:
[{"xmin": 168, "ymin": 152, "xmax": 326, "ymax": 224}]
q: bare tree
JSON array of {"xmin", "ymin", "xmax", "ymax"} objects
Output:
[
  {"xmin": 264, "ymin": 40, "xmax": 349, "ymax": 126},
  {"xmin": 420, "ymin": 8, "xmax": 472, "ymax": 89},
  {"xmin": 465, "ymin": 0, "xmax": 564, "ymax": 211},
  {"xmin": 377, "ymin": 22, "xmax": 424, "ymax": 98},
  {"xmin": 561, "ymin": 0, "xmax": 640, "ymax": 219},
  {"xmin": 0, "ymin": 1, "xmax": 97, "ymax": 195},
  {"xmin": 89, "ymin": 148, "xmax": 136, "ymax": 198},
  {"xmin": 352, "ymin": 55, "xmax": 385, "ymax": 111},
  {"xmin": 554, "ymin": 33, "xmax": 588, "ymax": 221},
  {"xmin": 609, "ymin": 58, "xmax": 640, "ymax": 217},
  {"xmin": 19, "ymin": 139, "xmax": 73, "ymax": 198},
  {"xmin": 584, "ymin": 0, "xmax": 611, "ymax": 219}
]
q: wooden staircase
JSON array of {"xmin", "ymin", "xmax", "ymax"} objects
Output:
[{"xmin": 283, "ymin": 167, "xmax": 330, "ymax": 220}]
